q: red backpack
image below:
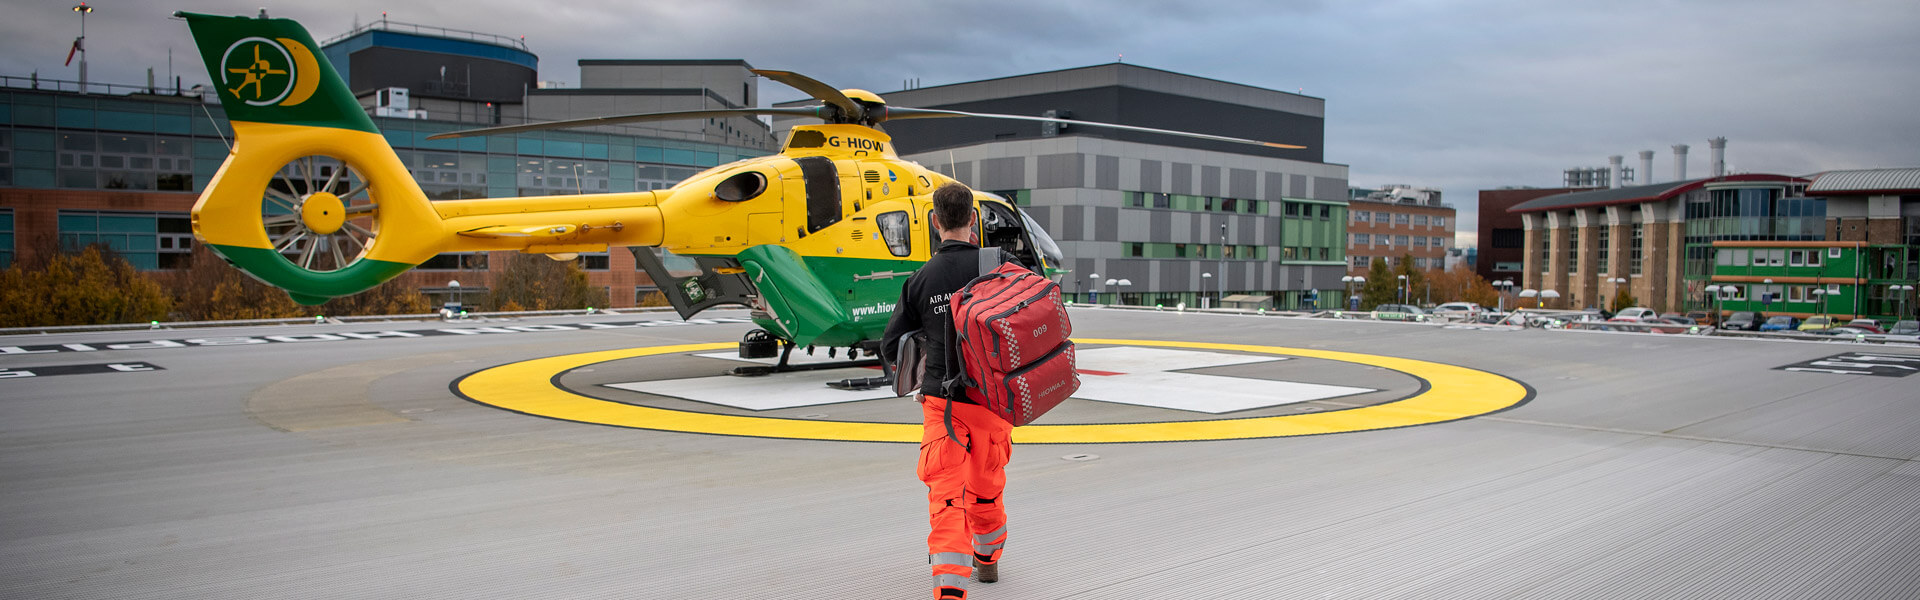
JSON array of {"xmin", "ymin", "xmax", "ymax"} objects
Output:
[{"xmin": 949, "ymin": 250, "xmax": 1079, "ymax": 427}]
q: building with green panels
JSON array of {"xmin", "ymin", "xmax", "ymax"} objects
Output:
[
  {"xmin": 1704, "ymin": 168, "xmax": 1920, "ymax": 322},
  {"xmin": 844, "ymin": 64, "xmax": 1352, "ymax": 310}
]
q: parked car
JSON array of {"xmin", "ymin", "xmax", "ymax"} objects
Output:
[
  {"xmin": 1844, "ymin": 319, "xmax": 1885, "ymax": 334},
  {"xmin": 1798, "ymin": 316, "xmax": 1837, "ymax": 332},
  {"xmin": 1818, "ymin": 326, "xmax": 1878, "ymax": 338},
  {"xmin": 1759, "ymin": 315, "xmax": 1800, "ymax": 332},
  {"xmin": 1372, "ymin": 304, "xmax": 1427, "ymax": 322},
  {"xmin": 1431, "ymin": 302, "xmax": 1483, "ymax": 320},
  {"xmin": 1890, "ymin": 320, "xmax": 1920, "ymax": 336},
  {"xmin": 1611, "ymin": 307, "xmax": 1658, "ymax": 321},
  {"xmin": 1651, "ymin": 316, "xmax": 1695, "ymax": 334},
  {"xmin": 1685, "ymin": 310, "xmax": 1720, "ymax": 327},
  {"xmin": 1722, "ymin": 311, "xmax": 1764, "ymax": 331}
]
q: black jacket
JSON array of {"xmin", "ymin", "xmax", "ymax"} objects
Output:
[{"xmin": 880, "ymin": 240, "xmax": 1021, "ymax": 401}]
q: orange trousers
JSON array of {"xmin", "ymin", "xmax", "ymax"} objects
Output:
[{"xmin": 919, "ymin": 396, "xmax": 1013, "ymax": 579}]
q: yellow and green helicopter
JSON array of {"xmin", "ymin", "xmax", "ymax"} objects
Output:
[{"xmin": 176, "ymin": 11, "xmax": 1303, "ymax": 372}]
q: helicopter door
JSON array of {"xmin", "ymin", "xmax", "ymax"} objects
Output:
[
  {"xmin": 794, "ymin": 156, "xmax": 840, "ymax": 234},
  {"xmin": 978, "ymin": 200, "xmax": 1045, "ymax": 271}
]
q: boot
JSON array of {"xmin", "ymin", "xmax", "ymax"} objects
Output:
[{"xmin": 973, "ymin": 556, "xmax": 998, "ymax": 584}]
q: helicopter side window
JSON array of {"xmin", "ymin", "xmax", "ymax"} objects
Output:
[
  {"xmin": 925, "ymin": 208, "xmax": 981, "ymax": 250},
  {"xmin": 877, "ymin": 211, "xmax": 911, "ymax": 257}
]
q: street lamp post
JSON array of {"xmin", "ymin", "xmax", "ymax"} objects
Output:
[
  {"xmin": 1396, "ymin": 274, "xmax": 1408, "ymax": 305},
  {"xmin": 1540, "ymin": 289, "xmax": 1560, "ymax": 309},
  {"xmin": 1105, "ymin": 278, "xmax": 1131, "ymax": 305},
  {"xmin": 1087, "ymin": 273, "xmax": 1099, "ymax": 305},
  {"xmin": 71, "ymin": 3, "xmax": 93, "ymax": 91},
  {"xmin": 1201, "ymin": 272, "xmax": 1213, "ymax": 309},
  {"xmin": 1893, "ymin": 284, "xmax": 1916, "ymax": 320},
  {"xmin": 1218, "ymin": 223, "xmax": 1228, "ymax": 311},
  {"xmin": 1341, "ymin": 275, "xmax": 1363, "ymax": 311},
  {"xmin": 1812, "ymin": 288, "xmax": 1829, "ymax": 319},
  {"xmin": 1704, "ymin": 284, "xmax": 1727, "ymax": 326},
  {"xmin": 1493, "ymin": 279, "xmax": 1515, "ymax": 312}
]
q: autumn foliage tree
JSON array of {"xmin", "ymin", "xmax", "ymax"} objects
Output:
[
  {"xmin": 0, "ymin": 245, "xmax": 173, "ymax": 327},
  {"xmin": 486, "ymin": 253, "xmax": 608, "ymax": 311},
  {"xmin": 1424, "ymin": 265, "xmax": 1503, "ymax": 308},
  {"xmin": 168, "ymin": 245, "xmax": 306, "ymax": 321}
]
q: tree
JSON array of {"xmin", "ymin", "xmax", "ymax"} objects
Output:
[
  {"xmin": 316, "ymin": 279, "xmax": 431, "ymax": 316},
  {"xmin": 1391, "ymin": 253, "xmax": 1429, "ymax": 305},
  {"xmin": 1358, "ymin": 257, "xmax": 1398, "ymax": 310},
  {"xmin": 168, "ymin": 245, "xmax": 306, "ymax": 321},
  {"xmin": 0, "ymin": 245, "xmax": 173, "ymax": 327},
  {"xmin": 1609, "ymin": 288, "xmax": 1638, "ymax": 314},
  {"xmin": 486, "ymin": 253, "xmax": 608, "ymax": 311},
  {"xmin": 1424, "ymin": 266, "xmax": 1503, "ymax": 308}
]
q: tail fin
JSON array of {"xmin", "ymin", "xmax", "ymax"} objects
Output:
[
  {"xmin": 179, "ymin": 11, "xmax": 376, "ymax": 133},
  {"xmin": 179, "ymin": 12, "xmax": 443, "ymax": 304}
]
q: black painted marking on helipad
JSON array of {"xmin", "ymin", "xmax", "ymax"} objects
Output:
[
  {"xmin": 0, "ymin": 361, "xmax": 165, "ymax": 379},
  {"xmin": 0, "ymin": 317, "xmax": 756, "ymax": 358},
  {"xmin": 1774, "ymin": 352, "xmax": 1920, "ymax": 377}
]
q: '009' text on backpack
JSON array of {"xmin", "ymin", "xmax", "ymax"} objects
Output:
[{"xmin": 949, "ymin": 250, "xmax": 1078, "ymax": 428}]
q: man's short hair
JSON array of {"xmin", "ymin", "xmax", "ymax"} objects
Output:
[{"xmin": 931, "ymin": 183, "xmax": 973, "ymax": 232}]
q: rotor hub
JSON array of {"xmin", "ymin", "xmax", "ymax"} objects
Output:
[{"xmin": 299, "ymin": 191, "xmax": 346, "ymax": 235}]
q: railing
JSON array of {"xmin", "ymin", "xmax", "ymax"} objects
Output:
[
  {"xmin": 0, "ymin": 74, "xmax": 208, "ymax": 99},
  {"xmin": 318, "ymin": 18, "xmax": 530, "ymax": 51},
  {"xmin": 0, "ymin": 307, "xmax": 676, "ymax": 336}
]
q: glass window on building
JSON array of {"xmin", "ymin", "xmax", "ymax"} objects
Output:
[
  {"xmin": 1435, "ymin": 216, "xmax": 1447, "ymax": 227},
  {"xmin": 1128, "ymin": 242, "xmax": 1143, "ymax": 257},
  {"xmin": 1395, "ymin": 235, "xmax": 1409, "ymax": 247},
  {"xmin": 0, "ymin": 130, "xmax": 12, "ymax": 187},
  {"xmin": 1350, "ymin": 255, "xmax": 1368, "ymax": 268},
  {"xmin": 1808, "ymin": 248, "xmax": 1823, "ymax": 267},
  {"xmin": 1413, "ymin": 215, "xmax": 1429, "ymax": 226},
  {"xmin": 1318, "ymin": 205, "xmax": 1330, "ymax": 220},
  {"xmin": 53, "ymin": 132, "xmax": 195, "ymax": 191},
  {"xmin": 1353, "ymin": 210, "xmax": 1369, "ymax": 223},
  {"xmin": 56, "ymin": 210, "xmax": 192, "ymax": 270},
  {"xmin": 1284, "ymin": 202, "xmax": 1300, "ymax": 216},
  {"xmin": 577, "ymin": 252, "xmax": 611, "ymax": 270},
  {"xmin": 1355, "ymin": 233, "xmax": 1370, "ymax": 245},
  {"xmin": 1544, "ymin": 229, "xmax": 1556, "ymax": 274},
  {"xmin": 518, "ymin": 158, "xmax": 609, "ymax": 197},
  {"xmin": 1597, "ymin": 228, "xmax": 1610, "ymax": 273},
  {"xmin": 1151, "ymin": 193, "xmax": 1170, "ymax": 209},
  {"xmin": 1395, "ymin": 213, "xmax": 1410, "ymax": 225},
  {"xmin": 417, "ymin": 252, "xmax": 490, "ymax": 271},
  {"xmin": 1567, "ymin": 227, "xmax": 1580, "ymax": 272},
  {"xmin": 0, "ymin": 209, "xmax": 12, "ymax": 268}
]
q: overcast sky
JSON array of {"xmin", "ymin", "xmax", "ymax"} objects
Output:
[{"xmin": 5, "ymin": 0, "xmax": 1917, "ymax": 244}]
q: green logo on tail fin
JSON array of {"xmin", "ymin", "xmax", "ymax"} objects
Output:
[{"xmin": 179, "ymin": 12, "xmax": 377, "ymax": 134}]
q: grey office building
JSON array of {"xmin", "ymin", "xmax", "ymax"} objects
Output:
[{"xmin": 778, "ymin": 63, "xmax": 1351, "ymax": 308}]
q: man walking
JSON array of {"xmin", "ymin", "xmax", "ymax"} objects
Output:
[{"xmin": 882, "ymin": 183, "xmax": 1018, "ymax": 600}]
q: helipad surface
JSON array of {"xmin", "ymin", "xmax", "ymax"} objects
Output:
[{"xmin": 2, "ymin": 308, "xmax": 1917, "ymax": 599}]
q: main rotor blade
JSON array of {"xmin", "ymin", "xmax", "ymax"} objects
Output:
[
  {"xmin": 425, "ymin": 107, "xmax": 826, "ymax": 140},
  {"xmin": 886, "ymin": 107, "xmax": 1308, "ymax": 150},
  {"xmin": 751, "ymin": 69, "xmax": 861, "ymax": 121}
]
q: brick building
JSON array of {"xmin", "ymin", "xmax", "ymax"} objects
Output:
[{"xmin": 1345, "ymin": 186, "xmax": 1455, "ymax": 275}]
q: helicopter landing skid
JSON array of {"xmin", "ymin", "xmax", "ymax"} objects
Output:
[{"xmin": 728, "ymin": 340, "xmax": 885, "ymax": 385}]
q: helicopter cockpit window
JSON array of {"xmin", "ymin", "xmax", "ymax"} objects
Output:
[
  {"xmin": 1021, "ymin": 210, "xmax": 1064, "ymax": 271},
  {"xmin": 877, "ymin": 211, "xmax": 911, "ymax": 257}
]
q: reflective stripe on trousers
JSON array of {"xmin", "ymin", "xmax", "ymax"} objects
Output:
[
  {"xmin": 919, "ymin": 395, "xmax": 1013, "ymax": 576},
  {"xmin": 973, "ymin": 525, "xmax": 1008, "ymax": 558}
]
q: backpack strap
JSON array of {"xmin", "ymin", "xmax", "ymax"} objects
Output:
[{"xmin": 940, "ymin": 246, "xmax": 1005, "ymax": 452}]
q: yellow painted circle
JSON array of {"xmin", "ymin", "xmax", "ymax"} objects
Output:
[
  {"xmin": 299, "ymin": 191, "xmax": 346, "ymax": 235},
  {"xmin": 453, "ymin": 338, "xmax": 1532, "ymax": 444}
]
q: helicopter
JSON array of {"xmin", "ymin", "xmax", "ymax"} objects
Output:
[{"xmin": 176, "ymin": 11, "xmax": 1305, "ymax": 379}]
